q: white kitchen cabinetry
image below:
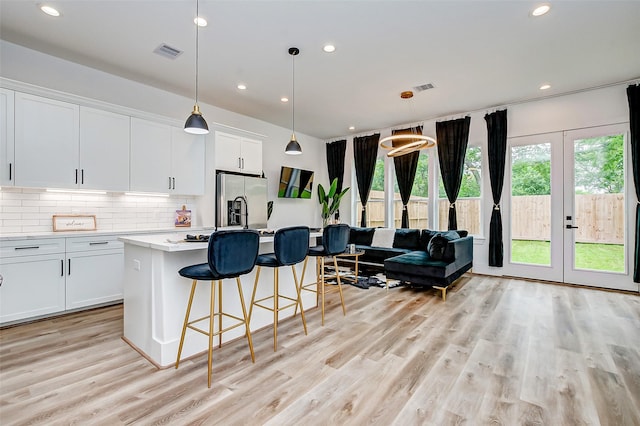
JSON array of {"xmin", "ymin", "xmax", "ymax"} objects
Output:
[
  {"xmin": 170, "ymin": 127, "xmax": 205, "ymax": 195},
  {"xmin": 0, "ymin": 88, "xmax": 15, "ymax": 186},
  {"xmin": 0, "ymin": 235, "xmax": 125, "ymax": 325},
  {"xmin": 65, "ymin": 236, "xmax": 124, "ymax": 310},
  {"xmin": 130, "ymin": 118, "xmax": 204, "ymax": 194},
  {"xmin": 79, "ymin": 107, "xmax": 130, "ymax": 191},
  {"xmin": 130, "ymin": 118, "xmax": 172, "ymax": 193},
  {"xmin": 0, "ymin": 239, "xmax": 66, "ymax": 324},
  {"xmin": 215, "ymin": 131, "xmax": 262, "ymax": 175},
  {"xmin": 14, "ymin": 92, "xmax": 79, "ymax": 188}
]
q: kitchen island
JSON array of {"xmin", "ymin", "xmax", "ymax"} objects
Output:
[{"xmin": 119, "ymin": 231, "xmax": 320, "ymax": 367}]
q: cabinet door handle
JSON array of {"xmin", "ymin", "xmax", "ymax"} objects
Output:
[
  {"xmin": 242, "ymin": 158, "xmax": 245, "ymax": 169},
  {"xmin": 169, "ymin": 176, "xmax": 172, "ymax": 189},
  {"xmin": 81, "ymin": 169, "xmax": 84, "ymax": 184},
  {"xmin": 61, "ymin": 259, "xmax": 64, "ymax": 276},
  {"xmin": 9, "ymin": 163, "xmax": 12, "ymax": 181},
  {"xmin": 75, "ymin": 168, "xmax": 79, "ymax": 184},
  {"xmin": 68, "ymin": 258, "xmax": 71, "ymax": 275},
  {"xmin": 172, "ymin": 177, "xmax": 175, "ymax": 190},
  {"xmin": 15, "ymin": 246, "xmax": 40, "ymax": 250},
  {"xmin": 238, "ymin": 157, "xmax": 241, "ymax": 169},
  {"xmin": 89, "ymin": 241, "xmax": 109, "ymax": 246}
]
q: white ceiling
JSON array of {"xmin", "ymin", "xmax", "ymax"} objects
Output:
[{"xmin": 1, "ymin": 1, "xmax": 639, "ymax": 140}]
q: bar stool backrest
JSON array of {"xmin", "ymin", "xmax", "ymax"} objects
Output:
[
  {"xmin": 208, "ymin": 230, "xmax": 260, "ymax": 278},
  {"xmin": 322, "ymin": 224, "xmax": 350, "ymax": 256},
  {"xmin": 274, "ymin": 226, "xmax": 310, "ymax": 266}
]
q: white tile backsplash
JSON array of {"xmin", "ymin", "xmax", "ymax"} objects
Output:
[{"xmin": 0, "ymin": 187, "xmax": 198, "ymax": 234}]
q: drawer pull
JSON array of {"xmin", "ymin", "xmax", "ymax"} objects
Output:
[
  {"xmin": 15, "ymin": 246, "xmax": 40, "ymax": 250},
  {"xmin": 61, "ymin": 259, "xmax": 64, "ymax": 276},
  {"xmin": 89, "ymin": 241, "xmax": 109, "ymax": 246}
]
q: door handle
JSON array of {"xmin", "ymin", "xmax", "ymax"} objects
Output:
[
  {"xmin": 68, "ymin": 258, "xmax": 71, "ymax": 275},
  {"xmin": 172, "ymin": 177, "xmax": 175, "ymax": 190},
  {"xmin": 169, "ymin": 177, "xmax": 172, "ymax": 189},
  {"xmin": 9, "ymin": 163, "xmax": 12, "ymax": 181},
  {"xmin": 75, "ymin": 168, "xmax": 78, "ymax": 184},
  {"xmin": 81, "ymin": 169, "xmax": 84, "ymax": 184},
  {"xmin": 566, "ymin": 225, "xmax": 579, "ymax": 229},
  {"xmin": 61, "ymin": 259, "xmax": 64, "ymax": 276}
]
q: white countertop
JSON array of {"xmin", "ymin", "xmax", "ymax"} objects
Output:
[
  {"xmin": 119, "ymin": 230, "xmax": 322, "ymax": 252},
  {"xmin": 0, "ymin": 227, "xmax": 217, "ymax": 242}
]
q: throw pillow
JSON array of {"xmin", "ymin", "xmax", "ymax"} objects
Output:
[
  {"xmin": 427, "ymin": 234, "xmax": 448, "ymax": 260},
  {"xmin": 371, "ymin": 228, "xmax": 395, "ymax": 248},
  {"xmin": 441, "ymin": 230, "xmax": 460, "ymax": 241}
]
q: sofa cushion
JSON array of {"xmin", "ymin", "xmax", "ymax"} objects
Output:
[
  {"xmin": 349, "ymin": 227, "xmax": 374, "ymax": 246},
  {"xmin": 371, "ymin": 228, "xmax": 396, "ymax": 248},
  {"xmin": 392, "ymin": 228, "xmax": 422, "ymax": 250},
  {"xmin": 360, "ymin": 246, "xmax": 412, "ymax": 264},
  {"xmin": 420, "ymin": 229, "xmax": 438, "ymax": 247},
  {"xmin": 384, "ymin": 251, "xmax": 449, "ymax": 280},
  {"xmin": 427, "ymin": 234, "xmax": 449, "ymax": 260}
]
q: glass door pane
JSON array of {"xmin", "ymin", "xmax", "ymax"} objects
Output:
[{"xmin": 510, "ymin": 143, "xmax": 552, "ymax": 265}]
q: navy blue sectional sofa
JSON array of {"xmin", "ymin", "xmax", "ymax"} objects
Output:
[{"xmin": 348, "ymin": 227, "xmax": 473, "ymax": 300}]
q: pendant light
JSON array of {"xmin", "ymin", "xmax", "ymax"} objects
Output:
[
  {"xmin": 285, "ymin": 47, "xmax": 302, "ymax": 155},
  {"xmin": 378, "ymin": 91, "xmax": 435, "ymax": 157},
  {"xmin": 184, "ymin": 0, "xmax": 209, "ymax": 134}
]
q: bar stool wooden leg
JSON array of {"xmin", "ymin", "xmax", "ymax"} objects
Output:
[
  {"xmin": 332, "ymin": 255, "xmax": 346, "ymax": 316},
  {"xmin": 291, "ymin": 264, "xmax": 307, "ymax": 335},
  {"xmin": 320, "ymin": 256, "xmax": 326, "ymax": 326},
  {"xmin": 207, "ymin": 280, "xmax": 216, "ymax": 388},
  {"xmin": 236, "ymin": 277, "xmax": 255, "ymax": 363},
  {"xmin": 248, "ymin": 266, "xmax": 262, "ymax": 324},
  {"xmin": 273, "ymin": 268, "xmax": 279, "ymax": 352},
  {"xmin": 175, "ymin": 279, "xmax": 198, "ymax": 369}
]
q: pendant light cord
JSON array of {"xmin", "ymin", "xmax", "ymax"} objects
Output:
[
  {"xmin": 291, "ymin": 51, "xmax": 295, "ymax": 133},
  {"xmin": 195, "ymin": 0, "xmax": 200, "ymax": 105}
]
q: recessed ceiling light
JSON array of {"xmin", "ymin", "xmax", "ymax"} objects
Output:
[
  {"xmin": 323, "ymin": 44, "xmax": 336, "ymax": 53},
  {"xmin": 194, "ymin": 16, "xmax": 207, "ymax": 27},
  {"xmin": 40, "ymin": 5, "xmax": 60, "ymax": 17},
  {"xmin": 281, "ymin": 97, "xmax": 289, "ymax": 103},
  {"xmin": 349, "ymin": 126, "xmax": 355, "ymax": 131},
  {"xmin": 539, "ymin": 83, "xmax": 551, "ymax": 90},
  {"xmin": 531, "ymin": 4, "xmax": 551, "ymax": 17},
  {"xmin": 237, "ymin": 84, "xmax": 247, "ymax": 90}
]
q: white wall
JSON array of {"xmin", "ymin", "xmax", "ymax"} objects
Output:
[
  {"xmin": 0, "ymin": 40, "xmax": 328, "ymax": 232},
  {"xmin": 336, "ymin": 83, "xmax": 632, "ymax": 276}
]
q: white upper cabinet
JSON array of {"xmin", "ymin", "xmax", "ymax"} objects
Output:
[
  {"xmin": 14, "ymin": 92, "xmax": 79, "ymax": 189},
  {"xmin": 79, "ymin": 107, "xmax": 130, "ymax": 191},
  {"xmin": 170, "ymin": 127, "xmax": 205, "ymax": 195},
  {"xmin": 0, "ymin": 88, "xmax": 15, "ymax": 186},
  {"xmin": 215, "ymin": 131, "xmax": 262, "ymax": 175},
  {"xmin": 130, "ymin": 118, "xmax": 205, "ymax": 194},
  {"xmin": 130, "ymin": 117, "xmax": 172, "ymax": 193}
]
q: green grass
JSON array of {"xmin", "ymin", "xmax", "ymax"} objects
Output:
[{"xmin": 511, "ymin": 240, "xmax": 625, "ymax": 272}]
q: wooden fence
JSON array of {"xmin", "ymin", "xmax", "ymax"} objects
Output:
[{"xmin": 357, "ymin": 192, "xmax": 624, "ymax": 244}]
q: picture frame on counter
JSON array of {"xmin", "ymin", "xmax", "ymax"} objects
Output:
[{"xmin": 52, "ymin": 214, "xmax": 97, "ymax": 232}]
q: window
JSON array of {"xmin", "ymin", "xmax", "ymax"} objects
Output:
[
  {"xmin": 356, "ymin": 156, "xmax": 385, "ymax": 227},
  {"xmin": 438, "ymin": 145, "xmax": 482, "ymax": 234},
  {"xmin": 391, "ymin": 150, "xmax": 429, "ymax": 228}
]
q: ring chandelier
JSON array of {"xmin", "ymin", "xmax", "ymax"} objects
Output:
[{"xmin": 378, "ymin": 90, "xmax": 437, "ymax": 157}]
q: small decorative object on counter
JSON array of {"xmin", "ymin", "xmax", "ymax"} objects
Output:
[{"xmin": 175, "ymin": 205, "xmax": 191, "ymax": 227}]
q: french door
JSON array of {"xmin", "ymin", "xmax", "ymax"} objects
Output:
[{"xmin": 505, "ymin": 124, "xmax": 635, "ymax": 292}]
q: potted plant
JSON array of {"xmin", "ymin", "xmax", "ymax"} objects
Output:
[{"xmin": 317, "ymin": 178, "xmax": 350, "ymax": 228}]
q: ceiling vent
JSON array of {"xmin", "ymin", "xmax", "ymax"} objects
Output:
[
  {"xmin": 153, "ymin": 43, "xmax": 183, "ymax": 59},
  {"xmin": 413, "ymin": 83, "xmax": 435, "ymax": 92}
]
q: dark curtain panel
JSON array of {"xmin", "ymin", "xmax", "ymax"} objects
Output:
[
  {"xmin": 485, "ymin": 110, "xmax": 508, "ymax": 267},
  {"xmin": 326, "ymin": 139, "xmax": 347, "ymax": 219},
  {"xmin": 392, "ymin": 127, "xmax": 421, "ymax": 228},
  {"xmin": 354, "ymin": 133, "xmax": 380, "ymax": 226},
  {"xmin": 627, "ymin": 84, "xmax": 640, "ymax": 282},
  {"xmin": 436, "ymin": 117, "xmax": 471, "ymax": 230}
]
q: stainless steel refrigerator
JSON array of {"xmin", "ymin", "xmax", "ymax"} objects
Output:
[{"xmin": 216, "ymin": 173, "xmax": 268, "ymax": 229}]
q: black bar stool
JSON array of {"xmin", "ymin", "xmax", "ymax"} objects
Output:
[
  {"xmin": 300, "ymin": 223, "xmax": 350, "ymax": 325},
  {"xmin": 175, "ymin": 229, "xmax": 260, "ymax": 388},
  {"xmin": 249, "ymin": 226, "xmax": 309, "ymax": 351}
]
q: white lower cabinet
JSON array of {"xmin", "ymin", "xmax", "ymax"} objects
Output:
[
  {"xmin": 0, "ymin": 239, "xmax": 66, "ymax": 324},
  {"xmin": 65, "ymin": 236, "xmax": 124, "ymax": 310},
  {"xmin": 0, "ymin": 236, "xmax": 124, "ymax": 325}
]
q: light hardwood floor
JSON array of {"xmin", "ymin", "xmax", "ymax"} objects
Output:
[{"xmin": 1, "ymin": 275, "xmax": 639, "ymax": 425}]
